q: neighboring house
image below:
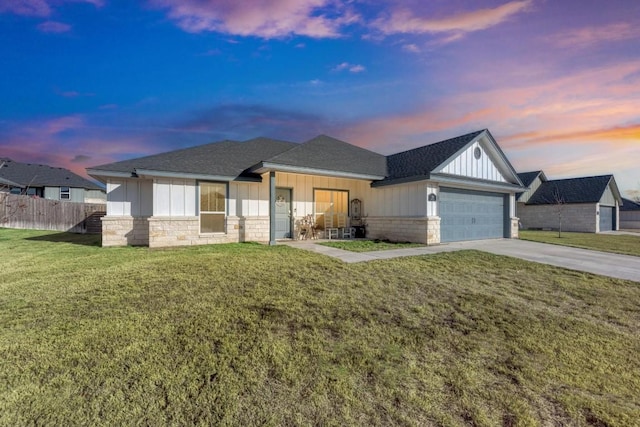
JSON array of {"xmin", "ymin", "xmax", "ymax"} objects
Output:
[
  {"xmin": 0, "ymin": 158, "xmax": 106, "ymax": 203},
  {"xmin": 516, "ymin": 171, "xmax": 622, "ymax": 232},
  {"xmin": 87, "ymin": 129, "xmax": 525, "ymax": 248},
  {"xmin": 620, "ymin": 197, "xmax": 640, "ymax": 230}
]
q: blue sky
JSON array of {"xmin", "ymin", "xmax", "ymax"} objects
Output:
[{"xmin": 1, "ymin": 0, "xmax": 639, "ymax": 195}]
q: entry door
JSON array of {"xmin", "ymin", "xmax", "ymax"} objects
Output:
[{"xmin": 275, "ymin": 188, "xmax": 292, "ymax": 239}]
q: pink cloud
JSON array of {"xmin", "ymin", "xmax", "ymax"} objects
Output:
[
  {"xmin": 37, "ymin": 20, "xmax": 71, "ymax": 32},
  {"xmin": 148, "ymin": 0, "xmax": 359, "ymax": 38},
  {"xmin": 373, "ymin": 0, "xmax": 533, "ymax": 39},
  {"xmin": 549, "ymin": 22, "xmax": 640, "ymax": 49},
  {"xmin": 0, "ymin": 0, "xmax": 51, "ymax": 17},
  {"xmin": 0, "ymin": 0, "xmax": 103, "ymax": 17}
]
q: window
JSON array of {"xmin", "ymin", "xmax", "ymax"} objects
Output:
[
  {"xmin": 26, "ymin": 188, "xmax": 37, "ymax": 196},
  {"xmin": 200, "ymin": 182, "xmax": 226, "ymax": 233},
  {"xmin": 9, "ymin": 187, "xmax": 21, "ymax": 194},
  {"xmin": 314, "ymin": 189, "xmax": 348, "ymax": 227},
  {"xmin": 60, "ymin": 186, "xmax": 70, "ymax": 200}
]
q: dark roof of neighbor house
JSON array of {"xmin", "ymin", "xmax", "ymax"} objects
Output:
[
  {"xmin": 0, "ymin": 158, "xmax": 103, "ymax": 190},
  {"xmin": 526, "ymin": 175, "xmax": 615, "ymax": 205},
  {"xmin": 379, "ymin": 130, "xmax": 485, "ymax": 185},
  {"xmin": 517, "ymin": 171, "xmax": 544, "ymax": 187},
  {"xmin": 255, "ymin": 135, "xmax": 387, "ymax": 178},
  {"xmin": 621, "ymin": 197, "xmax": 640, "ymax": 211}
]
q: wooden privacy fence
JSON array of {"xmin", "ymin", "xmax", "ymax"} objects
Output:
[{"xmin": 1, "ymin": 193, "xmax": 106, "ymax": 234}]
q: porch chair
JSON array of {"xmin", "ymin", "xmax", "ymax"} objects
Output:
[
  {"xmin": 324, "ymin": 213, "xmax": 339, "ymax": 239},
  {"xmin": 337, "ymin": 213, "xmax": 353, "ymax": 239}
]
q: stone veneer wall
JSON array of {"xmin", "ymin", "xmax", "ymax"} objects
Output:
[
  {"xmin": 147, "ymin": 216, "xmax": 272, "ymax": 248},
  {"xmin": 366, "ymin": 216, "xmax": 441, "ymax": 245},
  {"xmin": 510, "ymin": 217, "xmax": 519, "ymax": 238},
  {"xmin": 239, "ymin": 216, "xmax": 270, "ymax": 242},
  {"xmin": 517, "ymin": 203, "xmax": 597, "ymax": 233},
  {"xmin": 101, "ymin": 216, "xmax": 150, "ymax": 247}
]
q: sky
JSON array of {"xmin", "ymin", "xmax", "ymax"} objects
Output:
[{"xmin": 1, "ymin": 0, "xmax": 639, "ymax": 196}]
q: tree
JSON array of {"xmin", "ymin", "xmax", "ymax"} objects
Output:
[
  {"xmin": 552, "ymin": 186, "xmax": 565, "ymax": 238},
  {"xmin": 627, "ymin": 182, "xmax": 640, "ymax": 203}
]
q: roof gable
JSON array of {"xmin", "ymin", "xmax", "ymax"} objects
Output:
[
  {"xmin": 526, "ymin": 175, "xmax": 618, "ymax": 205},
  {"xmin": 517, "ymin": 171, "xmax": 546, "ymax": 187},
  {"xmin": 0, "ymin": 158, "xmax": 103, "ymax": 190},
  {"xmin": 381, "ymin": 130, "xmax": 484, "ymax": 185},
  {"xmin": 378, "ymin": 129, "xmax": 522, "ymax": 188},
  {"xmin": 436, "ymin": 137, "xmax": 507, "ymax": 183}
]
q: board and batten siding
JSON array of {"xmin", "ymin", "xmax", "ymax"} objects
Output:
[
  {"xmin": 153, "ymin": 179, "xmax": 196, "ymax": 216},
  {"xmin": 275, "ymin": 172, "xmax": 370, "ymax": 217},
  {"xmin": 368, "ymin": 181, "xmax": 427, "ymax": 217},
  {"xmin": 438, "ymin": 141, "xmax": 507, "ymax": 183},
  {"xmin": 106, "ymin": 179, "xmax": 153, "ymax": 216}
]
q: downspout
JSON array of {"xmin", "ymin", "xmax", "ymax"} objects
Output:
[{"xmin": 269, "ymin": 171, "xmax": 276, "ymax": 245}]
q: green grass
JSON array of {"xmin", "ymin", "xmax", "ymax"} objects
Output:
[
  {"xmin": 319, "ymin": 239, "xmax": 426, "ymax": 252},
  {"xmin": 1, "ymin": 228, "xmax": 639, "ymax": 426},
  {"xmin": 520, "ymin": 230, "xmax": 640, "ymax": 257}
]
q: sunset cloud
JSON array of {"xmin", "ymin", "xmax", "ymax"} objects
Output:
[
  {"xmin": 0, "ymin": 0, "xmax": 103, "ymax": 17},
  {"xmin": 549, "ymin": 22, "xmax": 640, "ymax": 49},
  {"xmin": 37, "ymin": 20, "xmax": 71, "ymax": 33},
  {"xmin": 148, "ymin": 0, "xmax": 359, "ymax": 38},
  {"xmin": 373, "ymin": 0, "xmax": 533, "ymax": 39}
]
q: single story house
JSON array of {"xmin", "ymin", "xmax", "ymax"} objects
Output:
[
  {"xmin": 0, "ymin": 158, "xmax": 106, "ymax": 203},
  {"xmin": 620, "ymin": 197, "xmax": 640, "ymax": 230},
  {"xmin": 516, "ymin": 171, "xmax": 622, "ymax": 232},
  {"xmin": 87, "ymin": 129, "xmax": 525, "ymax": 248}
]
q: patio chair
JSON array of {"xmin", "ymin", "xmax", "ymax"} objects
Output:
[
  {"xmin": 337, "ymin": 214, "xmax": 353, "ymax": 239},
  {"xmin": 324, "ymin": 213, "xmax": 339, "ymax": 239}
]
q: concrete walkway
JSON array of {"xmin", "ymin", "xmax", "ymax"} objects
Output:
[{"xmin": 281, "ymin": 239, "xmax": 640, "ymax": 282}]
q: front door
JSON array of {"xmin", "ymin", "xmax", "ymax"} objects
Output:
[{"xmin": 275, "ymin": 188, "xmax": 292, "ymax": 239}]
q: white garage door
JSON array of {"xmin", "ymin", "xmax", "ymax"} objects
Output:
[
  {"xmin": 599, "ymin": 206, "xmax": 614, "ymax": 232},
  {"xmin": 440, "ymin": 188, "xmax": 507, "ymax": 242}
]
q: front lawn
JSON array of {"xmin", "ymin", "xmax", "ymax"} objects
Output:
[
  {"xmin": 520, "ymin": 230, "xmax": 640, "ymax": 257},
  {"xmin": 1, "ymin": 228, "xmax": 639, "ymax": 425}
]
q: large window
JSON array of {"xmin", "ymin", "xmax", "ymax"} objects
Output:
[
  {"xmin": 314, "ymin": 189, "xmax": 348, "ymax": 227},
  {"xmin": 200, "ymin": 182, "xmax": 226, "ymax": 233}
]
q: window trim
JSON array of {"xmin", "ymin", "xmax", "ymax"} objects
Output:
[
  {"xmin": 198, "ymin": 181, "xmax": 228, "ymax": 234},
  {"xmin": 60, "ymin": 186, "xmax": 70, "ymax": 200}
]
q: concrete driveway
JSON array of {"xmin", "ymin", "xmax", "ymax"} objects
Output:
[{"xmin": 283, "ymin": 239, "xmax": 640, "ymax": 282}]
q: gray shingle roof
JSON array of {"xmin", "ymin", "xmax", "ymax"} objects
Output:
[
  {"xmin": 526, "ymin": 175, "xmax": 614, "ymax": 205},
  {"xmin": 517, "ymin": 171, "xmax": 543, "ymax": 187},
  {"xmin": 621, "ymin": 198, "xmax": 640, "ymax": 211},
  {"xmin": 90, "ymin": 138, "xmax": 297, "ymax": 178},
  {"xmin": 377, "ymin": 130, "xmax": 485, "ymax": 185},
  {"xmin": 0, "ymin": 158, "xmax": 103, "ymax": 190},
  {"xmin": 262, "ymin": 135, "xmax": 387, "ymax": 177}
]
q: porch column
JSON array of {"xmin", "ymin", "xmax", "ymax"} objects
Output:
[{"xmin": 269, "ymin": 171, "xmax": 276, "ymax": 245}]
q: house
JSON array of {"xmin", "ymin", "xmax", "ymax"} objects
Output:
[
  {"xmin": 620, "ymin": 197, "xmax": 640, "ymax": 230},
  {"xmin": 87, "ymin": 129, "xmax": 525, "ymax": 248},
  {"xmin": 0, "ymin": 158, "xmax": 106, "ymax": 203},
  {"xmin": 516, "ymin": 171, "xmax": 622, "ymax": 232}
]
